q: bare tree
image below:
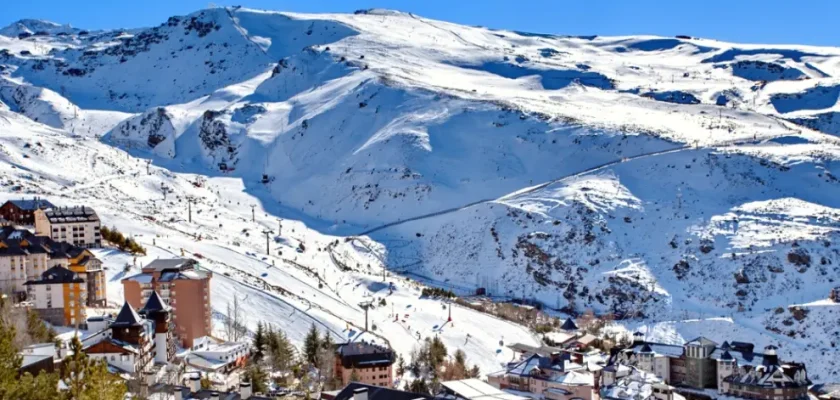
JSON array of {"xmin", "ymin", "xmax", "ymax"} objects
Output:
[{"xmin": 225, "ymin": 296, "xmax": 247, "ymax": 342}]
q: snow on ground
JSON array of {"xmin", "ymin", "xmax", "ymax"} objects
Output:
[
  {"xmin": 0, "ymin": 108, "xmax": 535, "ymax": 376},
  {"xmin": 2, "ymin": 6, "xmax": 840, "ymax": 381}
]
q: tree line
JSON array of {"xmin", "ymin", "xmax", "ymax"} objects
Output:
[{"xmin": 100, "ymin": 226, "xmax": 146, "ymax": 255}]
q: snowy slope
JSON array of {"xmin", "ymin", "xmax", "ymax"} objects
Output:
[{"xmin": 1, "ymin": 6, "xmax": 839, "ymax": 381}]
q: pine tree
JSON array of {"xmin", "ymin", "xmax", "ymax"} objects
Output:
[
  {"xmin": 63, "ymin": 337, "xmax": 89, "ymax": 399},
  {"xmin": 245, "ymin": 363, "xmax": 268, "ymax": 394},
  {"xmin": 303, "ymin": 323, "xmax": 321, "ymax": 365},
  {"xmin": 396, "ymin": 354, "xmax": 406, "ymax": 376},
  {"xmin": 80, "ymin": 359, "xmax": 126, "ymax": 400},
  {"xmin": 253, "ymin": 322, "xmax": 266, "ymax": 362},
  {"xmin": 26, "ymin": 309, "xmax": 55, "ymax": 343}
]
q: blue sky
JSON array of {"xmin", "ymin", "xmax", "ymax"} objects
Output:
[{"xmin": 2, "ymin": 0, "xmax": 837, "ymax": 46}]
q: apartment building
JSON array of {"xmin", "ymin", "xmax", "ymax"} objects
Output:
[
  {"xmin": 34, "ymin": 206, "xmax": 101, "ymax": 248},
  {"xmin": 122, "ymin": 258, "xmax": 212, "ymax": 347},
  {"xmin": 0, "ymin": 227, "xmax": 105, "ymax": 305},
  {"xmin": 0, "ymin": 198, "xmax": 55, "ymax": 226},
  {"xmin": 334, "ymin": 341, "xmax": 395, "ymax": 388},
  {"xmin": 24, "ymin": 265, "xmax": 86, "ymax": 327}
]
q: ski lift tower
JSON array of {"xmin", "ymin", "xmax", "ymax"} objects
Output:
[{"xmin": 359, "ymin": 300, "xmax": 374, "ymax": 331}]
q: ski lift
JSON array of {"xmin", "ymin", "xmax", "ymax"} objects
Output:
[{"xmin": 261, "ymin": 174, "xmax": 270, "ymax": 184}]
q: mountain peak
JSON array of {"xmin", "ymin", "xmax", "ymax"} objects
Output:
[{"xmin": 0, "ymin": 18, "xmax": 80, "ymax": 37}]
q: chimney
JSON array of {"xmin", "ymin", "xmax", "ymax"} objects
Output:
[
  {"xmin": 189, "ymin": 374, "xmax": 201, "ymax": 393},
  {"xmin": 239, "ymin": 381, "xmax": 252, "ymax": 399},
  {"xmin": 173, "ymin": 386, "xmax": 184, "ymax": 400},
  {"xmin": 209, "ymin": 392, "xmax": 220, "ymax": 400},
  {"xmin": 144, "ymin": 370, "xmax": 155, "ymax": 386},
  {"xmin": 353, "ymin": 387, "xmax": 369, "ymax": 400}
]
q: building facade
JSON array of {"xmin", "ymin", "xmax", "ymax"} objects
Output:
[
  {"xmin": 84, "ymin": 302, "xmax": 155, "ymax": 374},
  {"xmin": 612, "ymin": 335, "xmax": 810, "ymax": 400},
  {"xmin": 0, "ymin": 227, "xmax": 105, "ymax": 305},
  {"xmin": 24, "ymin": 265, "xmax": 86, "ymax": 327},
  {"xmin": 34, "ymin": 206, "xmax": 101, "ymax": 248},
  {"xmin": 334, "ymin": 342, "xmax": 395, "ymax": 388},
  {"xmin": 122, "ymin": 259, "xmax": 212, "ymax": 347},
  {"xmin": 0, "ymin": 198, "xmax": 55, "ymax": 226}
]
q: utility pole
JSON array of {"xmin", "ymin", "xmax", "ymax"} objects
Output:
[
  {"xmin": 359, "ymin": 301, "xmax": 373, "ymax": 331},
  {"xmin": 187, "ymin": 196, "xmax": 196, "ymax": 223},
  {"xmin": 251, "ymin": 205, "xmax": 256, "ymax": 222},
  {"xmin": 277, "ymin": 218, "xmax": 283, "ymax": 236},
  {"xmin": 146, "ymin": 159, "xmax": 152, "ymax": 175},
  {"xmin": 262, "ymin": 230, "xmax": 272, "ymax": 255}
]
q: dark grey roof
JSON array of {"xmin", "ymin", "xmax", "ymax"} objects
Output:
[
  {"xmin": 25, "ymin": 265, "xmax": 83, "ymax": 285},
  {"xmin": 44, "ymin": 206, "xmax": 99, "ymax": 223},
  {"xmin": 6, "ymin": 198, "xmax": 55, "ymax": 211},
  {"xmin": 333, "ymin": 382, "xmax": 433, "ymax": 400},
  {"xmin": 640, "ymin": 344, "xmax": 653, "ymax": 353},
  {"xmin": 112, "ymin": 302, "xmax": 143, "ymax": 327},
  {"xmin": 561, "ymin": 318, "xmax": 578, "ymax": 331},
  {"xmin": 720, "ymin": 351, "xmax": 734, "ymax": 361},
  {"xmin": 143, "ymin": 258, "xmax": 196, "ymax": 272},
  {"xmin": 142, "ymin": 291, "xmax": 169, "ymax": 312}
]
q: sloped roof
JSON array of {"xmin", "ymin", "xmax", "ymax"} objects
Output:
[
  {"xmin": 6, "ymin": 198, "xmax": 55, "ymax": 211},
  {"xmin": 719, "ymin": 350, "xmax": 734, "ymax": 361},
  {"xmin": 333, "ymin": 382, "xmax": 433, "ymax": 400},
  {"xmin": 112, "ymin": 302, "xmax": 143, "ymax": 327},
  {"xmin": 25, "ymin": 265, "xmax": 83, "ymax": 285},
  {"xmin": 561, "ymin": 318, "xmax": 578, "ymax": 331},
  {"xmin": 441, "ymin": 378, "xmax": 529, "ymax": 399},
  {"xmin": 143, "ymin": 258, "xmax": 196, "ymax": 272},
  {"xmin": 142, "ymin": 291, "xmax": 169, "ymax": 312}
]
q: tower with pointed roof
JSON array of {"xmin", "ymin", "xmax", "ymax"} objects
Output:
[{"xmin": 140, "ymin": 291, "xmax": 176, "ymax": 363}]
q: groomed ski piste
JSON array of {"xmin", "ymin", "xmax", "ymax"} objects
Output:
[{"xmin": 1, "ymin": 7, "xmax": 839, "ymax": 382}]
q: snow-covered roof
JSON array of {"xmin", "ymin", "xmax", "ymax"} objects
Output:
[
  {"xmin": 440, "ymin": 378, "xmax": 529, "ymax": 400},
  {"xmin": 121, "ymin": 273, "xmax": 153, "ymax": 284}
]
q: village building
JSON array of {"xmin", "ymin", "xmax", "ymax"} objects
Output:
[
  {"xmin": 182, "ymin": 335, "xmax": 249, "ymax": 374},
  {"xmin": 84, "ymin": 301, "xmax": 156, "ymax": 374},
  {"xmin": 438, "ymin": 378, "xmax": 529, "ymax": 400},
  {"xmin": 811, "ymin": 383, "xmax": 840, "ymax": 400},
  {"xmin": 170, "ymin": 377, "xmax": 272, "ymax": 400},
  {"xmin": 24, "ymin": 265, "xmax": 87, "ymax": 327},
  {"xmin": 0, "ymin": 226, "xmax": 105, "ymax": 305},
  {"xmin": 611, "ymin": 334, "xmax": 810, "ymax": 400},
  {"xmin": 0, "ymin": 198, "xmax": 55, "ymax": 226},
  {"xmin": 18, "ymin": 343, "xmax": 59, "ymax": 378},
  {"xmin": 322, "ymin": 382, "xmax": 433, "ymax": 400},
  {"xmin": 488, "ymin": 350, "xmax": 598, "ymax": 400},
  {"xmin": 122, "ymin": 258, "xmax": 212, "ymax": 347},
  {"xmin": 333, "ymin": 341, "xmax": 395, "ymax": 388},
  {"xmin": 34, "ymin": 206, "xmax": 102, "ymax": 248}
]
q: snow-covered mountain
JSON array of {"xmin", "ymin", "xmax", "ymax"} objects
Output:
[{"xmin": 0, "ymin": 7, "xmax": 838, "ymax": 381}]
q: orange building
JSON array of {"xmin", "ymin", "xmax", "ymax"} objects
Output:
[
  {"xmin": 122, "ymin": 259, "xmax": 212, "ymax": 347},
  {"xmin": 24, "ymin": 265, "xmax": 86, "ymax": 327}
]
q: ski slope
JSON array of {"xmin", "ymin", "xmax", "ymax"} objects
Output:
[{"xmin": 1, "ymin": 7, "xmax": 839, "ymax": 380}]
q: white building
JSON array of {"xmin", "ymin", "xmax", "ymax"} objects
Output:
[
  {"xmin": 183, "ymin": 336, "xmax": 249, "ymax": 373},
  {"xmin": 34, "ymin": 207, "xmax": 101, "ymax": 248}
]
